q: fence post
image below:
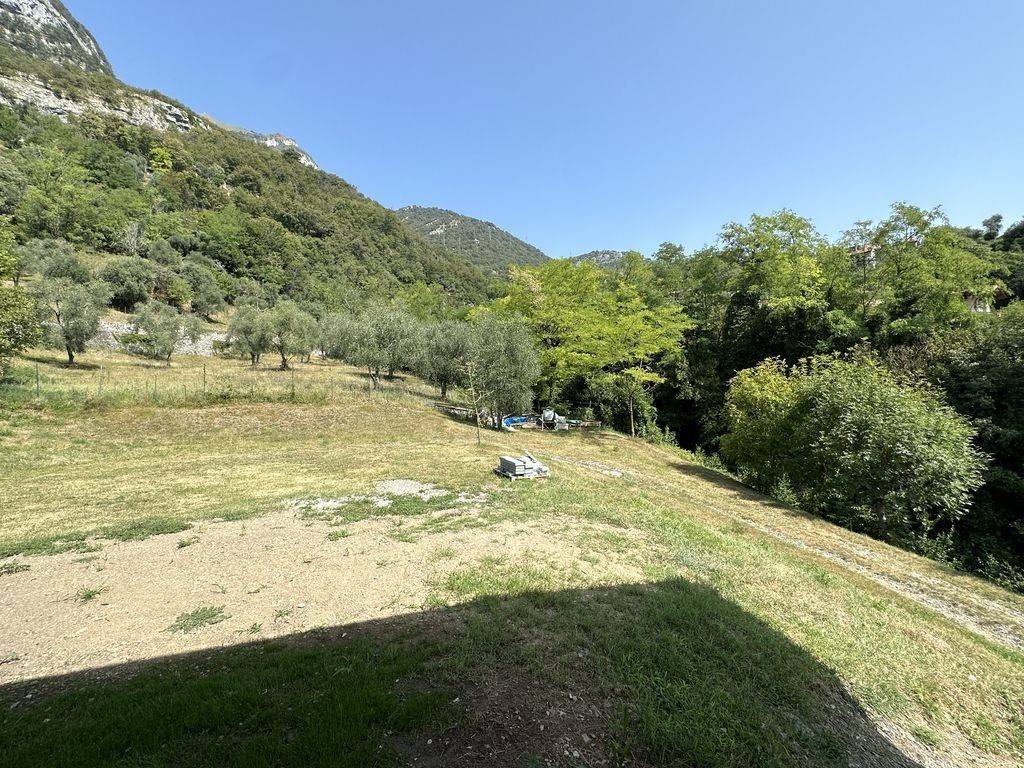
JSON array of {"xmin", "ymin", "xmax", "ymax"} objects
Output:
[
  {"xmin": 35, "ymin": 363, "xmax": 40, "ymax": 398},
  {"xmin": 202, "ymin": 364, "xmax": 207, "ymax": 396},
  {"xmin": 98, "ymin": 367, "xmax": 103, "ymax": 397},
  {"xmin": 290, "ymin": 369, "xmax": 296, "ymax": 401}
]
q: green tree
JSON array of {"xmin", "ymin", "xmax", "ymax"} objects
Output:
[
  {"xmin": 349, "ymin": 304, "xmax": 425, "ymax": 387},
  {"xmin": 0, "ymin": 285, "xmax": 38, "ymax": 375},
  {"xmin": 468, "ymin": 314, "xmax": 539, "ymax": 427},
  {"xmin": 124, "ymin": 300, "xmax": 201, "ymax": 365},
  {"xmin": 34, "ymin": 240, "xmax": 91, "ymax": 284},
  {"xmin": 0, "ymin": 232, "xmax": 39, "ymax": 373},
  {"xmin": 424, "ymin": 320, "xmax": 475, "ymax": 399},
  {"xmin": 896, "ymin": 302, "xmax": 1024, "ymax": 587},
  {"xmin": 34, "ymin": 279, "xmax": 111, "ymax": 364},
  {"xmin": 227, "ymin": 304, "xmax": 273, "ymax": 368},
  {"xmin": 182, "ymin": 262, "xmax": 227, "ymax": 320},
  {"xmin": 267, "ymin": 300, "xmax": 317, "ymax": 370},
  {"xmin": 498, "ymin": 258, "xmax": 686, "ymax": 432},
  {"xmin": 320, "ymin": 313, "xmax": 360, "ymax": 364},
  {"xmin": 98, "ymin": 256, "xmax": 156, "ymax": 311}
]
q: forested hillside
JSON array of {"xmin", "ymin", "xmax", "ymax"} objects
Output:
[
  {"xmin": 0, "ymin": 30, "xmax": 489, "ymax": 309},
  {"xmin": 397, "ymin": 205, "xmax": 548, "ymax": 276}
]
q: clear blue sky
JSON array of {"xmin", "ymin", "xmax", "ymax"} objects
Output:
[{"xmin": 71, "ymin": 0, "xmax": 1023, "ymax": 259}]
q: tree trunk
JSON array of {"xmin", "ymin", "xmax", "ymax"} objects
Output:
[
  {"xmin": 872, "ymin": 498, "xmax": 888, "ymax": 540},
  {"xmin": 66, "ymin": 346, "xmax": 75, "ymax": 365},
  {"xmin": 279, "ymin": 350, "xmax": 289, "ymax": 370},
  {"xmin": 440, "ymin": 382, "xmax": 448, "ymax": 400}
]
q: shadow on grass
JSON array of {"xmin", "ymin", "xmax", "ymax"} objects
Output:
[
  {"xmin": 0, "ymin": 579, "xmax": 922, "ymax": 768},
  {"xmin": 19, "ymin": 353, "xmax": 100, "ymax": 371}
]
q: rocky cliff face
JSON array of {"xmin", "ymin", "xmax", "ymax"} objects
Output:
[
  {"xmin": 570, "ymin": 250, "xmax": 625, "ymax": 269},
  {"xmin": 0, "ymin": 0, "xmax": 111, "ymax": 73},
  {"xmin": 207, "ymin": 121, "xmax": 320, "ymax": 170},
  {"xmin": 0, "ymin": 2, "xmax": 319, "ymax": 165},
  {"xmin": 0, "ymin": 71, "xmax": 203, "ymax": 132}
]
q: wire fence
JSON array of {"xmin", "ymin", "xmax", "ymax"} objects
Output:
[{"xmin": 4, "ymin": 360, "xmax": 436, "ymax": 411}]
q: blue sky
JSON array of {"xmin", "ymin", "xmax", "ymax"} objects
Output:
[{"xmin": 72, "ymin": 0, "xmax": 1023, "ymax": 258}]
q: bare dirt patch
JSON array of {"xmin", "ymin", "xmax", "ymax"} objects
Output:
[{"xmin": 0, "ymin": 496, "xmax": 643, "ymax": 689}]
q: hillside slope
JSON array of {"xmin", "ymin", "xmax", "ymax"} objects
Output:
[
  {"xmin": 0, "ymin": 5, "xmax": 487, "ymax": 303},
  {"xmin": 1, "ymin": 349, "xmax": 1022, "ymax": 768},
  {"xmin": 397, "ymin": 205, "xmax": 549, "ymax": 276}
]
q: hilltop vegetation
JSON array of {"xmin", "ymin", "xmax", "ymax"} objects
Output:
[{"xmin": 397, "ymin": 205, "xmax": 548, "ymax": 276}]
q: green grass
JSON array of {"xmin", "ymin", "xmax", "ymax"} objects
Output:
[
  {"xmin": 0, "ymin": 561, "xmax": 29, "ymax": 576},
  {"xmin": 166, "ymin": 606, "xmax": 229, "ymax": 635},
  {"xmin": 2, "ymin": 348, "xmax": 1024, "ymax": 766},
  {"xmin": 0, "ymin": 637, "xmax": 450, "ymax": 768},
  {"xmin": 75, "ymin": 586, "xmax": 107, "ymax": 603}
]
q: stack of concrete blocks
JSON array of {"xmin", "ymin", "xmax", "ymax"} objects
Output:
[{"xmin": 495, "ymin": 453, "xmax": 550, "ymax": 480}]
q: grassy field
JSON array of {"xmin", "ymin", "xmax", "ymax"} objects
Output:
[{"xmin": 1, "ymin": 349, "xmax": 1023, "ymax": 767}]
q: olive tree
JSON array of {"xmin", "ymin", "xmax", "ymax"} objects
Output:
[
  {"xmin": 34, "ymin": 279, "xmax": 111, "ymax": 364},
  {"xmin": 267, "ymin": 300, "xmax": 317, "ymax": 370},
  {"xmin": 423, "ymin": 319, "xmax": 475, "ymax": 399},
  {"xmin": 722, "ymin": 352, "xmax": 987, "ymax": 542},
  {"xmin": 23, "ymin": 239, "xmax": 91, "ymax": 284},
  {"xmin": 466, "ymin": 314, "xmax": 539, "ymax": 428},
  {"xmin": 350, "ymin": 303, "xmax": 425, "ymax": 388},
  {"xmin": 124, "ymin": 300, "xmax": 202, "ymax": 365},
  {"xmin": 320, "ymin": 312, "xmax": 361, "ymax": 363},
  {"xmin": 227, "ymin": 304, "xmax": 273, "ymax": 368}
]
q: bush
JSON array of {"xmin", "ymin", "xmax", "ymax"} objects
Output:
[
  {"xmin": 98, "ymin": 256, "xmax": 156, "ymax": 311},
  {"xmin": 0, "ymin": 285, "xmax": 39, "ymax": 375},
  {"xmin": 723, "ymin": 352, "xmax": 987, "ymax": 543}
]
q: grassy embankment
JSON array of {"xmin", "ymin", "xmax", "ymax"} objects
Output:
[{"xmin": 1, "ymin": 349, "xmax": 1022, "ymax": 767}]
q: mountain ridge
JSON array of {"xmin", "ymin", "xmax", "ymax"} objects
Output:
[{"xmin": 397, "ymin": 204, "xmax": 548, "ymax": 276}]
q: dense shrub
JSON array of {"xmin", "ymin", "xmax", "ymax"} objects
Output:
[{"xmin": 723, "ymin": 353, "xmax": 987, "ymax": 545}]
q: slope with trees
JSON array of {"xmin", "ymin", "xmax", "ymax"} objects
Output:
[{"xmin": 397, "ymin": 205, "xmax": 548, "ymax": 277}]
